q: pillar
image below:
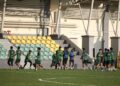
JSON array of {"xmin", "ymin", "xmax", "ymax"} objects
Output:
[
  {"xmin": 82, "ymin": 35, "xmax": 94, "ymax": 58},
  {"xmin": 111, "ymin": 37, "xmax": 120, "ymax": 57}
]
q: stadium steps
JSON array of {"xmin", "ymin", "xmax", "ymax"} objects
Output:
[
  {"xmin": 54, "ymin": 40, "xmax": 68, "ymax": 48},
  {"xmin": 50, "ymin": 34, "xmax": 83, "ymax": 69},
  {"xmin": 60, "ymin": 35, "xmax": 81, "ymax": 53}
]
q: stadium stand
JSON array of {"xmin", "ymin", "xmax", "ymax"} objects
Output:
[
  {"xmin": 0, "ymin": 34, "xmax": 82, "ymax": 69},
  {"xmin": 6, "ymin": 35, "xmax": 61, "ymax": 60}
]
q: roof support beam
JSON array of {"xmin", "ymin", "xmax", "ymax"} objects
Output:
[
  {"xmin": 86, "ymin": 0, "xmax": 95, "ymax": 35},
  {"xmin": 1, "ymin": 0, "xmax": 7, "ymax": 33},
  {"xmin": 116, "ymin": 0, "xmax": 120, "ymax": 36}
]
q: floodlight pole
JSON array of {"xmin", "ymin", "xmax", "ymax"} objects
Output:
[
  {"xmin": 56, "ymin": 0, "xmax": 62, "ymax": 39},
  {"xmin": 1, "ymin": 0, "xmax": 7, "ymax": 33},
  {"xmin": 86, "ymin": 0, "xmax": 95, "ymax": 35},
  {"xmin": 116, "ymin": 0, "xmax": 120, "ymax": 37}
]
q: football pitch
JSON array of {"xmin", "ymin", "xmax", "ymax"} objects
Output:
[{"xmin": 0, "ymin": 69, "xmax": 120, "ymax": 86}]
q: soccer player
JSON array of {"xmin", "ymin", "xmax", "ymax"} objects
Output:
[
  {"xmin": 23, "ymin": 50, "xmax": 32, "ymax": 69},
  {"xmin": 96, "ymin": 49, "xmax": 103, "ymax": 70},
  {"xmin": 8, "ymin": 46, "xmax": 15, "ymax": 69},
  {"xmin": 51, "ymin": 52, "xmax": 57, "ymax": 69},
  {"xmin": 63, "ymin": 47, "xmax": 69, "ymax": 70},
  {"xmin": 56, "ymin": 46, "xmax": 63, "ymax": 69},
  {"xmin": 69, "ymin": 48, "xmax": 75, "ymax": 69},
  {"xmin": 15, "ymin": 46, "xmax": 22, "ymax": 69},
  {"xmin": 103, "ymin": 48, "xmax": 109, "ymax": 70},
  {"xmin": 34, "ymin": 47, "xmax": 43, "ymax": 70},
  {"xmin": 107, "ymin": 49, "xmax": 112, "ymax": 71},
  {"xmin": 110, "ymin": 47, "xmax": 116, "ymax": 71},
  {"xmin": 81, "ymin": 48, "xmax": 89, "ymax": 70}
]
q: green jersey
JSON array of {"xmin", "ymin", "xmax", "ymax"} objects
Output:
[
  {"xmin": 82, "ymin": 51, "xmax": 89, "ymax": 61},
  {"xmin": 26, "ymin": 53, "xmax": 31, "ymax": 60},
  {"xmin": 16, "ymin": 49, "xmax": 22, "ymax": 59},
  {"xmin": 36, "ymin": 50, "xmax": 41, "ymax": 61},
  {"xmin": 110, "ymin": 50, "xmax": 115, "ymax": 60},
  {"xmin": 96, "ymin": 52, "xmax": 102, "ymax": 61},
  {"xmin": 8, "ymin": 49, "xmax": 15, "ymax": 59},
  {"xmin": 56, "ymin": 50, "xmax": 63, "ymax": 60},
  {"xmin": 52, "ymin": 54, "xmax": 57, "ymax": 62},
  {"xmin": 104, "ymin": 51, "xmax": 108, "ymax": 61},
  {"xmin": 108, "ymin": 52, "xmax": 112, "ymax": 60}
]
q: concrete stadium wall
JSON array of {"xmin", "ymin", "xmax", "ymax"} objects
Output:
[{"xmin": 60, "ymin": 18, "xmax": 120, "ymax": 55}]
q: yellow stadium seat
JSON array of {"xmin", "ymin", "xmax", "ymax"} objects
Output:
[
  {"xmin": 21, "ymin": 40, "xmax": 26, "ymax": 44},
  {"xmin": 17, "ymin": 36, "xmax": 22, "ymax": 40},
  {"xmin": 41, "ymin": 40, "xmax": 46, "ymax": 44},
  {"xmin": 31, "ymin": 40, "xmax": 36, "ymax": 44},
  {"xmin": 37, "ymin": 36, "xmax": 42, "ymax": 40},
  {"xmin": 51, "ymin": 44, "xmax": 56, "ymax": 48},
  {"xmin": 55, "ymin": 47, "xmax": 59, "ymax": 51},
  {"xmin": 47, "ymin": 36, "xmax": 52, "ymax": 40},
  {"xmin": 16, "ymin": 40, "xmax": 21, "ymax": 44},
  {"xmin": 22, "ymin": 36, "xmax": 27, "ymax": 40},
  {"xmin": 51, "ymin": 40, "xmax": 56, "ymax": 44},
  {"xmin": 11, "ymin": 39, "xmax": 16, "ymax": 44},
  {"xmin": 46, "ymin": 40, "xmax": 51, "ymax": 44},
  {"xmin": 50, "ymin": 48, "xmax": 55, "ymax": 53},
  {"xmin": 26, "ymin": 40, "xmax": 31, "ymax": 44},
  {"xmin": 32, "ymin": 36, "xmax": 37, "ymax": 40},
  {"xmin": 36, "ymin": 40, "xmax": 41, "ymax": 44},
  {"xmin": 27, "ymin": 36, "xmax": 32, "ymax": 40},
  {"xmin": 46, "ymin": 44, "xmax": 51, "ymax": 48},
  {"xmin": 56, "ymin": 44, "xmax": 59, "ymax": 48},
  {"xmin": 7, "ymin": 36, "xmax": 12, "ymax": 40},
  {"xmin": 42, "ymin": 36, "xmax": 46, "ymax": 40},
  {"xmin": 12, "ymin": 36, "xmax": 17, "ymax": 40}
]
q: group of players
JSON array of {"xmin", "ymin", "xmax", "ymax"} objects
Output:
[
  {"xmin": 51, "ymin": 47, "xmax": 75, "ymax": 70},
  {"xmin": 81, "ymin": 48, "xmax": 116, "ymax": 71},
  {"xmin": 7, "ymin": 46, "xmax": 43, "ymax": 70},
  {"xmin": 7, "ymin": 46, "xmax": 75, "ymax": 70},
  {"xmin": 6, "ymin": 45, "xmax": 117, "ymax": 71},
  {"xmin": 95, "ymin": 48, "xmax": 116, "ymax": 71}
]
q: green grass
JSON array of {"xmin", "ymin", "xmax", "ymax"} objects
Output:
[{"xmin": 0, "ymin": 69, "xmax": 120, "ymax": 86}]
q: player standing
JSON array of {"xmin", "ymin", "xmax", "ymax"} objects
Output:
[
  {"xmin": 110, "ymin": 47, "xmax": 116, "ymax": 71},
  {"xmin": 81, "ymin": 48, "xmax": 89, "ymax": 70},
  {"xmin": 96, "ymin": 49, "xmax": 103, "ymax": 70},
  {"xmin": 107, "ymin": 49, "xmax": 112, "ymax": 71},
  {"xmin": 56, "ymin": 47, "xmax": 63, "ymax": 69},
  {"xmin": 63, "ymin": 47, "xmax": 69, "ymax": 70},
  {"xmin": 69, "ymin": 48, "xmax": 75, "ymax": 69},
  {"xmin": 51, "ymin": 52, "xmax": 57, "ymax": 69},
  {"xmin": 15, "ymin": 46, "xmax": 22, "ymax": 69},
  {"xmin": 103, "ymin": 48, "xmax": 108, "ymax": 70},
  {"xmin": 8, "ymin": 46, "xmax": 15, "ymax": 69},
  {"xmin": 34, "ymin": 47, "xmax": 43, "ymax": 70}
]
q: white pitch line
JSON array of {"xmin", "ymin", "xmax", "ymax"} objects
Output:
[
  {"xmin": 45, "ymin": 78, "xmax": 56, "ymax": 80},
  {"xmin": 38, "ymin": 78, "xmax": 77, "ymax": 85}
]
